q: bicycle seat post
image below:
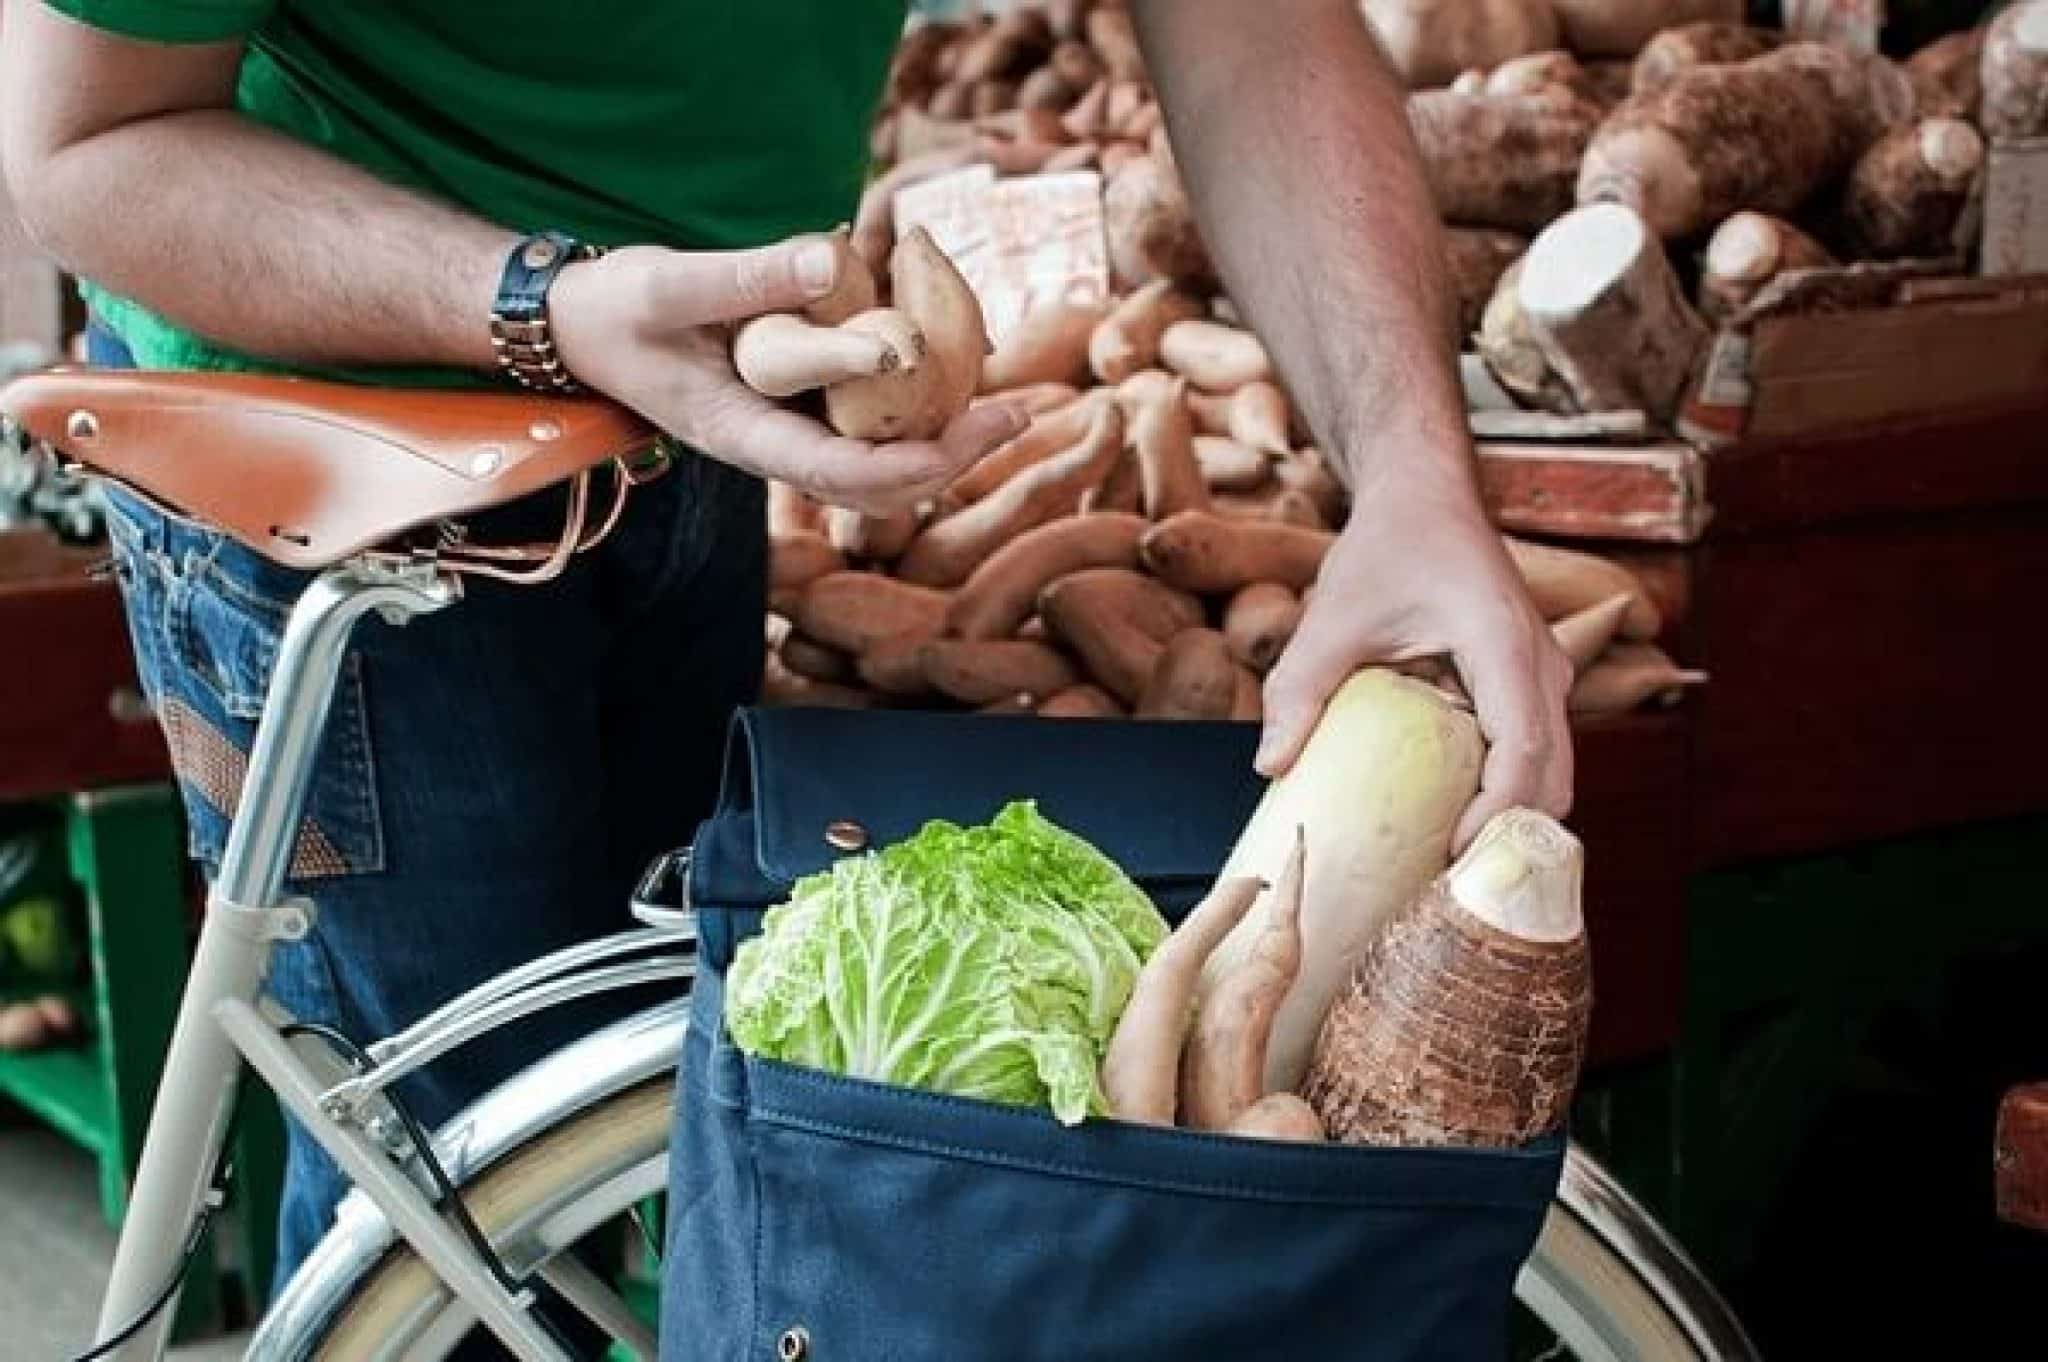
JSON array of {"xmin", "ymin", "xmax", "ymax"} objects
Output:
[{"xmin": 95, "ymin": 559, "xmax": 455, "ymax": 1361}]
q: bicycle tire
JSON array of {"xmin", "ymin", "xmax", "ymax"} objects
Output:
[{"xmin": 290, "ymin": 1073, "xmax": 1722, "ymax": 1362}]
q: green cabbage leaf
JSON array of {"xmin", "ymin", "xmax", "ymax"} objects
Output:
[{"xmin": 724, "ymin": 801, "xmax": 1166, "ymax": 1124}]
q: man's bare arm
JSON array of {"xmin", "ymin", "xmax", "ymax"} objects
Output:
[
  {"xmin": 0, "ymin": 1, "xmax": 1024, "ymax": 512},
  {"xmin": 1131, "ymin": 0, "xmax": 1574, "ymax": 844},
  {"xmin": 0, "ymin": 2, "xmax": 508, "ymax": 367}
]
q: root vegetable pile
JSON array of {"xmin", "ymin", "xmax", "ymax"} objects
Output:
[{"xmin": 866, "ymin": 2, "xmax": 2005, "ymax": 437}]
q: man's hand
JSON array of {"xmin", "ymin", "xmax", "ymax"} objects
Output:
[
  {"xmin": 1258, "ymin": 475, "xmax": 1575, "ymax": 850},
  {"xmin": 550, "ymin": 238, "xmax": 1025, "ymax": 516}
]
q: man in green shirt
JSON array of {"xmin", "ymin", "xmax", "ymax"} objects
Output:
[{"xmin": 0, "ymin": 0, "xmax": 1573, "ymax": 1313}]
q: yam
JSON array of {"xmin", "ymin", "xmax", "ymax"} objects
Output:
[
  {"xmin": 1982, "ymin": 1, "xmax": 2048, "ymax": 139},
  {"xmin": 1133, "ymin": 379, "xmax": 1211, "ymax": 518},
  {"xmin": 1018, "ymin": 67, "xmax": 1081, "ymax": 113},
  {"xmin": 1140, "ymin": 511, "xmax": 1334, "ymax": 595},
  {"xmin": 1136, "ymin": 628, "xmax": 1240, "ymax": 720},
  {"xmin": 920, "ymin": 638, "xmax": 1080, "ymax": 706},
  {"xmin": 1223, "ymin": 582, "xmax": 1303, "ymax": 674},
  {"xmin": 732, "ymin": 313, "xmax": 900, "ymax": 398},
  {"xmin": 1083, "ymin": 446, "xmax": 1144, "ymax": 514},
  {"xmin": 780, "ymin": 633, "xmax": 856, "ymax": 685},
  {"xmin": 1697, "ymin": 212, "xmax": 1835, "ymax": 324},
  {"xmin": 1104, "ymin": 148, "xmax": 1215, "ymax": 290},
  {"xmin": 954, "ymin": 10, "xmax": 1052, "ymax": 84},
  {"xmin": 1271, "ymin": 447, "xmax": 1349, "ymax": 526},
  {"xmin": 1514, "ymin": 203, "xmax": 1709, "ymax": 419},
  {"xmin": 767, "ymin": 479, "xmax": 822, "ymax": 538},
  {"xmin": 1264, "ymin": 488, "xmax": 1330, "ymax": 532},
  {"xmin": 762, "ymin": 652, "xmax": 878, "ymax": 710},
  {"xmin": 824, "ymin": 505, "xmax": 918, "ymax": 563},
  {"xmin": 1051, "ymin": 38, "xmax": 1103, "ymax": 90},
  {"xmin": 1090, "ymin": 279, "xmax": 1207, "ymax": 384},
  {"xmin": 1629, "ymin": 23, "xmax": 1780, "ymax": 94},
  {"xmin": 1842, "ymin": 118, "xmax": 1985, "ymax": 261},
  {"xmin": 970, "ymin": 80, "xmax": 1018, "ymax": 119},
  {"xmin": 1444, "ymin": 227, "xmax": 1529, "ymax": 338},
  {"xmin": 945, "ymin": 398, "xmax": 1094, "ymax": 507},
  {"xmin": 792, "ymin": 572, "xmax": 948, "ymax": 655},
  {"xmin": 1039, "ymin": 568, "xmax": 1202, "ymax": 702},
  {"xmin": 1548, "ymin": 593, "xmax": 1631, "ymax": 673},
  {"xmin": 1577, "ymin": 44, "xmax": 1910, "ymax": 240},
  {"xmin": 1359, "ymin": 0, "xmax": 1560, "ymax": 89},
  {"xmin": 1225, "ymin": 381, "xmax": 1294, "ymax": 456},
  {"xmin": 1408, "ymin": 90, "xmax": 1602, "ymax": 233},
  {"xmin": 979, "ymin": 299, "xmax": 1108, "ymax": 392},
  {"xmin": 945, "ymin": 511, "xmax": 1148, "ymax": 639},
  {"xmin": 1905, "ymin": 27, "xmax": 1984, "ymax": 121},
  {"xmin": 1181, "ymin": 829, "xmax": 1306, "ymax": 1129},
  {"xmin": 897, "ymin": 398, "xmax": 1125, "ymax": 587},
  {"xmin": 1230, "ymin": 1094, "xmax": 1326, "ymax": 1143},
  {"xmin": 1550, "ymin": 0, "xmax": 1742, "ymax": 58},
  {"xmin": 973, "ymin": 381, "xmax": 1080, "ymax": 416},
  {"xmin": 1087, "ymin": 7, "xmax": 1146, "ymax": 82},
  {"xmin": 827, "ymin": 228, "xmax": 987, "ymax": 442},
  {"xmin": 857, "ymin": 629, "xmax": 939, "ymax": 697},
  {"xmin": 1158, "ymin": 320, "xmax": 1273, "ymax": 392}
]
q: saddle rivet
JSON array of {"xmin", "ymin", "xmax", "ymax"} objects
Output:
[
  {"xmin": 777, "ymin": 1326, "xmax": 810, "ymax": 1361},
  {"xmin": 470, "ymin": 445, "xmax": 505, "ymax": 476},
  {"xmin": 529, "ymin": 419, "xmax": 562, "ymax": 442},
  {"xmin": 65, "ymin": 409, "xmax": 98, "ymax": 441},
  {"xmin": 823, "ymin": 820, "xmax": 869, "ymax": 853}
]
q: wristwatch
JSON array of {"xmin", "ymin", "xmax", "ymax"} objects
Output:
[{"xmin": 489, "ymin": 230, "xmax": 602, "ymax": 394}]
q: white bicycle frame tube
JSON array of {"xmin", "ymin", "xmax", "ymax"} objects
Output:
[{"xmin": 77, "ymin": 559, "xmax": 588, "ymax": 1362}]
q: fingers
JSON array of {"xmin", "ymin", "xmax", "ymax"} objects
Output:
[
  {"xmin": 1452, "ymin": 627, "xmax": 1575, "ymax": 852},
  {"xmin": 1255, "ymin": 586, "xmax": 1359, "ymax": 777},
  {"xmin": 645, "ymin": 234, "xmax": 847, "ymax": 330}
]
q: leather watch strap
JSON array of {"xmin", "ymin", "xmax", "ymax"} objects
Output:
[{"xmin": 490, "ymin": 231, "xmax": 601, "ymax": 394}]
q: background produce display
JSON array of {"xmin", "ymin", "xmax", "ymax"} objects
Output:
[{"xmin": 757, "ymin": 0, "xmax": 2037, "ymax": 722}]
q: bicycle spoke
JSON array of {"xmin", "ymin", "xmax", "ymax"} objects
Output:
[{"xmin": 538, "ymin": 1254, "xmax": 658, "ymax": 1361}]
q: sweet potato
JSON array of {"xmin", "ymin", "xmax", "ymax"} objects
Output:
[
  {"xmin": 925, "ymin": 82, "xmax": 976, "ymax": 122},
  {"xmin": 920, "ymin": 638, "xmax": 1080, "ymax": 706},
  {"xmin": 1271, "ymin": 448, "xmax": 1348, "ymax": 526},
  {"xmin": 1158, "ymin": 321, "xmax": 1273, "ymax": 392},
  {"xmin": 954, "ymin": 10, "xmax": 1052, "ymax": 84},
  {"xmin": 769, "ymin": 531, "xmax": 844, "ymax": 592},
  {"xmin": 1051, "ymin": 37, "xmax": 1103, "ymax": 88},
  {"xmin": 1232, "ymin": 667, "xmax": 1264, "ymax": 722},
  {"xmin": 762, "ymin": 652, "xmax": 878, "ymax": 710},
  {"xmin": 945, "ymin": 398, "xmax": 1094, "ymax": 508},
  {"xmin": 1087, "ymin": 6, "xmax": 1146, "ymax": 82},
  {"xmin": 1040, "ymin": 141, "xmax": 1102, "ymax": 173},
  {"xmin": 1223, "ymin": 583, "xmax": 1303, "ymax": 674},
  {"xmin": 1408, "ymin": 89, "xmax": 1602, "ymax": 233},
  {"xmin": 1548, "ymin": 593, "xmax": 1632, "ymax": 673},
  {"xmin": 1102, "ymin": 876, "xmax": 1265, "ymax": 1125},
  {"xmin": 1360, "ymin": 0, "xmax": 1559, "ymax": 89},
  {"xmin": 1550, "ymin": 0, "xmax": 1742, "ymax": 58},
  {"xmin": 1180, "ymin": 830, "xmax": 1306, "ymax": 1130},
  {"xmin": 1018, "ymin": 67, "xmax": 1080, "ymax": 113},
  {"xmin": 732, "ymin": 313, "xmax": 901, "ymax": 398},
  {"xmin": 1229, "ymin": 1094, "xmax": 1326, "ymax": 1142},
  {"xmin": 973, "ymin": 381, "xmax": 1081, "ymax": 416},
  {"xmin": 780, "ymin": 633, "xmax": 856, "ymax": 685},
  {"xmin": 1039, "ymin": 568, "xmax": 1203, "ymax": 702},
  {"xmin": 1133, "ymin": 378, "xmax": 1210, "ymax": 519},
  {"xmin": 1570, "ymin": 640, "xmax": 1707, "ymax": 714},
  {"xmin": 1082, "ymin": 447, "xmax": 1144, "ymax": 515},
  {"xmin": 1225, "ymin": 381, "xmax": 1294, "ymax": 456},
  {"xmin": 1090, "ymin": 278, "xmax": 1207, "ymax": 384},
  {"xmin": 1037, "ymin": 683, "xmax": 1126, "ymax": 718},
  {"xmin": 970, "ymin": 80, "xmax": 1019, "ymax": 119},
  {"xmin": 1137, "ymin": 628, "xmax": 1240, "ymax": 720},
  {"xmin": 793, "ymin": 572, "xmax": 949, "ymax": 655},
  {"xmin": 856, "ymin": 629, "xmax": 938, "ymax": 697},
  {"xmin": 1983, "ymin": 1, "xmax": 2048, "ymax": 139},
  {"xmin": 886, "ymin": 20, "xmax": 962, "ymax": 111},
  {"xmin": 1264, "ymin": 488, "xmax": 1330, "ymax": 532},
  {"xmin": 766, "ymin": 479, "xmax": 822, "ymax": 538},
  {"xmin": 979, "ymin": 299, "xmax": 1107, "ymax": 393},
  {"xmin": 1141, "ymin": 511, "xmax": 1333, "ymax": 595},
  {"xmin": 1578, "ymin": 44, "xmax": 1911, "ymax": 240},
  {"xmin": 945, "ymin": 511, "xmax": 1149, "ymax": 639},
  {"xmin": 1697, "ymin": 212, "xmax": 1835, "ymax": 324},
  {"xmin": 1629, "ymin": 23, "xmax": 1780, "ymax": 94},
  {"xmin": 1193, "ymin": 435, "xmax": 1270, "ymax": 493},
  {"xmin": 1504, "ymin": 536, "xmax": 1657, "ymax": 638},
  {"xmin": 827, "ymin": 228, "xmax": 987, "ymax": 441},
  {"xmin": 1843, "ymin": 118, "xmax": 1985, "ymax": 261},
  {"xmin": 898, "ymin": 398, "xmax": 1125, "ymax": 587}
]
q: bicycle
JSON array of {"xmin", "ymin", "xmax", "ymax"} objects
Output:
[{"xmin": 2, "ymin": 367, "xmax": 1762, "ymax": 1361}]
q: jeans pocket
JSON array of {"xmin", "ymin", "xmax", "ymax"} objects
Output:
[{"xmin": 107, "ymin": 490, "xmax": 385, "ymax": 879}]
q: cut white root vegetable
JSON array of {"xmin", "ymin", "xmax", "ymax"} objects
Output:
[
  {"xmin": 1698, "ymin": 212, "xmax": 1835, "ymax": 323},
  {"xmin": 1983, "ymin": 1, "xmax": 2048, "ymax": 139},
  {"xmin": 1516, "ymin": 203, "xmax": 1709, "ymax": 420}
]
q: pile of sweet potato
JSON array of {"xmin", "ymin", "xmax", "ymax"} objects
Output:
[{"xmin": 763, "ymin": 293, "xmax": 1696, "ymax": 722}]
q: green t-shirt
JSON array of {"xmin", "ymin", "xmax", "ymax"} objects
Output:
[{"xmin": 48, "ymin": 0, "xmax": 906, "ymax": 384}]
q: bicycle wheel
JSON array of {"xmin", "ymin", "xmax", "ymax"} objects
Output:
[{"xmin": 281, "ymin": 1070, "xmax": 1741, "ymax": 1362}]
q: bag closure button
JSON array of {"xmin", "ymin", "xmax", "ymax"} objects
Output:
[
  {"xmin": 777, "ymin": 1325, "xmax": 811, "ymax": 1360},
  {"xmin": 823, "ymin": 820, "xmax": 869, "ymax": 853}
]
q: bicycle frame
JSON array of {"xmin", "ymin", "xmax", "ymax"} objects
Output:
[{"xmin": 92, "ymin": 555, "xmax": 688, "ymax": 1362}]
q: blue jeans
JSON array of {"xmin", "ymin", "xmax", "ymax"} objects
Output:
[{"xmin": 88, "ymin": 329, "xmax": 766, "ymax": 1297}]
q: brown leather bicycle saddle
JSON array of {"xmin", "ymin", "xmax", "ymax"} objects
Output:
[{"xmin": 0, "ymin": 370, "xmax": 658, "ymax": 570}]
